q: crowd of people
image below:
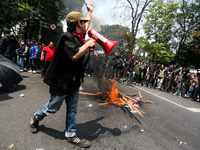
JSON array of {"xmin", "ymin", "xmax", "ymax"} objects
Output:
[
  {"xmin": 1, "ymin": 1, "xmax": 200, "ymax": 148},
  {"xmin": 1, "ymin": 29, "xmax": 200, "ymax": 103},
  {"xmin": 86, "ymin": 53, "xmax": 200, "ymax": 102},
  {"xmin": 0, "ymin": 29, "xmax": 55, "ymax": 77}
]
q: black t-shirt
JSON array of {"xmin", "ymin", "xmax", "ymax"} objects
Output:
[
  {"xmin": 43, "ymin": 32, "xmax": 84, "ymax": 96},
  {"xmin": 148, "ymin": 66, "xmax": 156, "ymax": 75}
]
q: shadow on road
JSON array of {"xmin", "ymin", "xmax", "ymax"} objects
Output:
[
  {"xmin": 39, "ymin": 125, "xmax": 65, "ymax": 140},
  {"xmin": 22, "ymin": 75, "xmax": 29, "ymax": 78},
  {"xmin": 13, "ymin": 85, "xmax": 26, "ymax": 92},
  {"xmin": 0, "ymin": 94, "xmax": 13, "ymax": 101},
  {"xmin": 39, "ymin": 116, "xmax": 121, "ymax": 141},
  {"xmin": 76, "ymin": 116, "xmax": 121, "ymax": 141}
]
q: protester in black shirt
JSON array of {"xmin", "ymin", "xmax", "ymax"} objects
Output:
[
  {"xmin": 0, "ymin": 29, "xmax": 20, "ymax": 62},
  {"xmin": 122, "ymin": 55, "xmax": 135, "ymax": 86},
  {"xmin": 164, "ymin": 66, "xmax": 174, "ymax": 92},
  {"xmin": 30, "ymin": 2, "xmax": 96, "ymax": 148},
  {"xmin": 146, "ymin": 62, "xmax": 156, "ymax": 87}
]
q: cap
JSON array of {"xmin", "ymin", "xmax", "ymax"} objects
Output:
[
  {"xmin": 179, "ymin": 67, "xmax": 182, "ymax": 70},
  {"xmin": 66, "ymin": 12, "xmax": 89, "ymax": 23}
]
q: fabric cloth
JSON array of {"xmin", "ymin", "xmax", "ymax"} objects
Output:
[
  {"xmin": 177, "ymin": 72, "xmax": 184, "ymax": 82},
  {"xmin": 165, "ymin": 70, "xmax": 174, "ymax": 79},
  {"xmin": 16, "ymin": 44, "xmax": 28, "ymax": 57},
  {"xmin": 29, "ymin": 58, "xmax": 36, "ymax": 71},
  {"xmin": 158, "ymin": 69, "xmax": 165, "ymax": 78},
  {"xmin": 130, "ymin": 57, "xmax": 135, "ymax": 62},
  {"xmin": 43, "ymin": 32, "xmax": 85, "ymax": 94},
  {"xmin": 187, "ymin": 84, "xmax": 196, "ymax": 97},
  {"xmin": 134, "ymin": 64, "xmax": 141, "ymax": 75},
  {"xmin": 70, "ymin": 31, "xmax": 86, "ymax": 44},
  {"xmin": 0, "ymin": 34, "xmax": 20, "ymax": 57},
  {"xmin": 42, "ymin": 46, "xmax": 55, "ymax": 62},
  {"xmin": 164, "ymin": 78, "xmax": 172, "ymax": 92},
  {"xmin": 34, "ymin": 89, "xmax": 79, "ymax": 138},
  {"xmin": 17, "ymin": 55, "xmax": 24, "ymax": 70},
  {"xmin": 127, "ymin": 72, "xmax": 133, "ymax": 85},
  {"xmin": 127, "ymin": 59, "xmax": 135, "ymax": 72},
  {"xmin": 30, "ymin": 44, "xmax": 39, "ymax": 59},
  {"xmin": 148, "ymin": 66, "xmax": 156, "ymax": 75},
  {"xmin": 156, "ymin": 78, "xmax": 164, "ymax": 89},
  {"xmin": 41, "ymin": 62, "xmax": 50, "ymax": 77}
]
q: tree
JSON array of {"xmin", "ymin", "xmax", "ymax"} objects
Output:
[
  {"xmin": 174, "ymin": 0, "xmax": 200, "ymax": 66},
  {"xmin": 112, "ymin": 0, "xmax": 152, "ymax": 55},
  {"xmin": 138, "ymin": 37, "xmax": 175, "ymax": 64},
  {"xmin": 142, "ymin": 0, "xmax": 178, "ymax": 63},
  {"xmin": 97, "ymin": 24, "xmax": 129, "ymax": 55},
  {"xmin": 0, "ymin": 0, "xmax": 85, "ymax": 44}
]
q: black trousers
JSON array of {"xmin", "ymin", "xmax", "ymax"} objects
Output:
[
  {"xmin": 164, "ymin": 78, "xmax": 172, "ymax": 92},
  {"xmin": 30, "ymin": 59, "xmax": 36, "ymax": 71},
  {"xmin": 193, "ymin": 85, "xmax": 200, "ymax": 100},
  {"xmin": 41, "ymin": 61, "xmax": 50, "ymax": 77}
]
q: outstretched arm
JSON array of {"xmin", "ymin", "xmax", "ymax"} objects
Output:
[{"xmin": 85, "ymin": 1, "xmax": 95, "ymax": 31}]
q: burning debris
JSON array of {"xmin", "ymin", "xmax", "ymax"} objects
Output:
[{"xmin": 80, "ymin": 79, "xmax": 153, "ymax": 118}]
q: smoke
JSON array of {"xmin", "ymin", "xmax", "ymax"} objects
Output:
[
  {"xmin": 86, "ymin": 54, "xmax": 114, "ymax": 93},
  {"xmin": 82, "ymin": 7, "xmax": 103, "ymax": 31}
]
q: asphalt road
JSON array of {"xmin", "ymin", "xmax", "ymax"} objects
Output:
[{"xmin": 0, "ymin": 72, "xmax": 200, "ymax": 150}]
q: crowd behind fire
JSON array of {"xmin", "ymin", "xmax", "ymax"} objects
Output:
[
  {"xmin": 86, "ymin": 53, "xmax": 200, "ymax": 102},
  {"xmin": 0, "ymin": 29, "xmax": 200, "ymax": 102}
]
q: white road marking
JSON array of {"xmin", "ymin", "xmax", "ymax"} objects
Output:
[
  {"xmin": 187, "ymin": 108, "xmax": 200, "ymax": 112},
  {"xmin": 134, "ymin": 86, "xmax": 200, "ymax": 113}
]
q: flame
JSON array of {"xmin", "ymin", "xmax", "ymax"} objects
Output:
[{"xmin": 106, "ymin": 79, "xmax": 122, "ymax": 106}]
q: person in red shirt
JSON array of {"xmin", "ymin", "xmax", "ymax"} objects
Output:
[{"xmin": 41, "ymin": 42, "xmax": 55, "ymax": 78}]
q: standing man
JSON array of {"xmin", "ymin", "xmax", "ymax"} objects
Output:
[
  {"xmin": 28, "ymin": 40, "xmax": 38, "ymax": 74},
  {"xmin": 30, "ymin": 2, "xmax": 96, "ymax": 148},
  {"xmin": 164, "ymin": 66, "xmax": 174, "ymax": 92},
  {"xmin": 24, "ymin": 39, "xmax": 31, "ymax": 71},
  {"xmin": 41, "ymin": 42, "xmax": 55, "ymax": 78},
  {"xmin": 156, "ymin": 64, "xmax": 165, "ymax": 90},
  {"xmin": 146, "ymin": 62, "xmax": 156, "ymax": 88},
  {"xmin": 16, "ymin": 40, "xmax": 28, "ymax": 71},
  {"xmin": 123, "ymin": 55, "xmax": 135, "ymax": 86},
  {"xmin": 0, "ymin": 29, "xmax": 19, "ymax": 62}
]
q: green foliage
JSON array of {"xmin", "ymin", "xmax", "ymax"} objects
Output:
[
  {"xmin": 143, "ymin": 0, "xmax": 179, "ymax": 64},
  {"xmin": 0, "ymin": 0, "xmax": 85, "ymax": 44},
  {"xmin": 174, "ymin": 0, "xmax": 200, "ymax": 66},
  {"xmin": 98, "ymin": 24, "xmax": 130, "ymax": 55},
  {"xmin": 138, "ymin": 37, "xmax": 175, "ymax": 63}
]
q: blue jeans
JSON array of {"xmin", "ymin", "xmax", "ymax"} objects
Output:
[
  {"xmin": 34, "ymin": 89, "xmax": 79, "ymax": 138},
  {"xmin": 17, "ymin": 56, "xmax": 24, "ymax": 70},
  {"xmin": 131, "ymin": 74, "xmax": 135, "ymax": 83},
  {"xmin": 187, "ymin": 85, "xmax": 195, "ymax": 97}
]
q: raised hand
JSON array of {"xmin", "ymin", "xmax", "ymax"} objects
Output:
[{"xmin": 85, "ymin": 1, "xmax": 95, "ymax": 12}]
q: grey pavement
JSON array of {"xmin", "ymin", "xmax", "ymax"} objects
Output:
[{"xmin": 0, "ymin": 72, "xmax": 200, "ymax": 150}]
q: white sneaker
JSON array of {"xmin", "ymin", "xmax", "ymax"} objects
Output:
[
  {"xmin": 136, "ymin": 83, "xmax": 138, "ymax": 86},
  {"xmin": 33, "ymin": 70, "xmax": 36, "ymax": 74},
  {"xmin": 28, "ymin": 70, "xmax": 32, "ymax": 73},
  {"xmin": 174, "ymin": 92, "xmax": 177, "ymax": 95},
  {"xmin": 20, "ymin": 70, "xmax": 23, "ymax": 72}
]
